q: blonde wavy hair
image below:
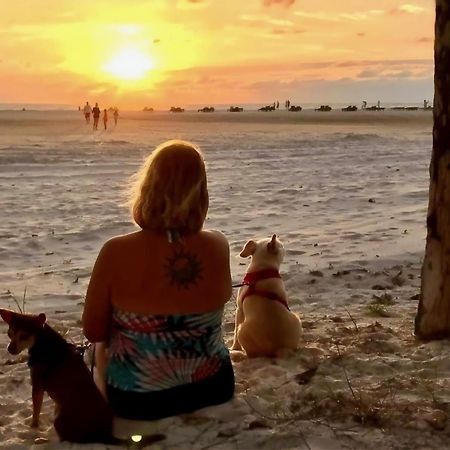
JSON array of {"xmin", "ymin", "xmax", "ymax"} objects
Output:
[{"xmin": 129, "ymin": 140, "xmax": 209, "ymax": 234}]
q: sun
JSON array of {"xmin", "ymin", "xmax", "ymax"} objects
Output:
[{"xmin": 104, "ymin": 48, "xmax": 155, "ymax": 80}]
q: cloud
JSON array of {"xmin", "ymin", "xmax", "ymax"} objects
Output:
[
  {"xmin": 271, "ymin": 28, "xmax": 289, "ymax": 35},
  {"xmin": 417, "ymin": 37, "xmax": 433, "ymax": 43},
  {"xmin": 357, "ymin": 68, "xmax": 417, "ymax": 79},
  {"xmin": 336, "ymin": 58, "xmax": 432, "ymax": 69},
  {"xmin": 390, "ymin": 4, "xmax": 427, "ymax": 15},
  {"xmin": 355, "ymin": 60, "xmax": 432, "ymax": 81},
  {"xmin": 238, "ymin": 14, "xmax": 296, "ymax": 34},
  {"xmin": 262, "ymin": 0, "xmax": 296, "ymax": 7},
  {"xmin": 244, "ymin": 76, "xmax": 433, "ymax": 104},
  {"xmin": 294, "ymin": 9, "xmax": 384, "ymax": 22},
  {"xmin": 0, "ymin": 68, "xmax": 120, "ymax": 105},
  {"xmin": 293, "ymin": 11, "xmax": 339, "ymax": 22},
  {"xmin": 0, "ymin": 53, "xmax": 434, "ymax": 108},
  {"xmin": 268, "ymin": 18, "xmax": 294, "ymax": 26},
  {"xmin": 268, "ymin": 26, "xmax": 304, "ymax": 36},
  {"xmin": 357, "ymin": 69, "xmax": 378, "ymax": 79},
  {"xmin": 384, "ymin": 70, "xmax": 414, "ymax": 78},
  {"xmin": 339, "ymin": 10, "xmax": 384, "ymax": 21}
]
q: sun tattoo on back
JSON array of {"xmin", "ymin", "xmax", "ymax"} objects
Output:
[{"xmin": 164, "ymin": 246, "xmax": 203, "ymax": 289}]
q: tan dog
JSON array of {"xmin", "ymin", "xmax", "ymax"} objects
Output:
[{"xmin": 230, "ymin": 235, "xmax": 302, "ymax": 358}]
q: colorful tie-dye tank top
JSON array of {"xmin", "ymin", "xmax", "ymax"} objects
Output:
[{"xmin": 106, "ymin": 307, "xmax": 231, "ymax": 392}]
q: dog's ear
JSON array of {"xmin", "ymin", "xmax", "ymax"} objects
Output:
[
  {"xmin": 37, "ymin": 313, "xmax": 46, "ymax": 326},
  {"xmin": 240, "ymin": 240, "xmax": 256, "ymax": 257},
  {"xmin": 267, "ymin": 234, "xmax": 278, "ymax": 254},
  {"xmin": 0, "ymin": 309, "xmax": 14, "ymax": 324}
]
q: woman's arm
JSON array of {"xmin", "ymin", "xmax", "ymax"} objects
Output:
[
  {"xmin": 210, "ymin": 230, "xmax": 233, "ymax": 304},
  {"xmin": 82, "ymin": 241, "xmax": 114, "ymax": 342}
]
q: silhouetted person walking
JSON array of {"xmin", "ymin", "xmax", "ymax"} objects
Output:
[
  {"xmin": 92, "ymin": 103, "xmax": 101, "ymax": 130},
  {"xmin": 83, "ymin": 102, "xmax": 92, "ymax": 124},
  {"xmin": 103, "ymin": 109, "xmax": 108, "ymax": 130}
]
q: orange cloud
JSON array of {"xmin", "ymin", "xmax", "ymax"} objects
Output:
[
  {"xmin": 0, "ymin": 0, "xmax": 434, "ymax": 107},
  {"xmin": 263, "ymin": 0, "xmax": 296, "ymax": 7},
  {"xmin": 390, "ymin": 4, "xmax": 427, "ymax": 15},
  {"xmin": 417, "ymin": 37, "xmax": 433, "ymax": 43}
]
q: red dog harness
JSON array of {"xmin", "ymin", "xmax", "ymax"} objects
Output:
[{"xmin": 241, "ymin": 269, "xmax": 290, "ymax": 310}]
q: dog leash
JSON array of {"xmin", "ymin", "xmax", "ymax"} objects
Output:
[
  {"xmin": 90, "ymin": 344, "xmax": 95, "ymax": 376},
  {"xmin": 76, "ymin": 342, "xmax": 95, "ymax": 378}
]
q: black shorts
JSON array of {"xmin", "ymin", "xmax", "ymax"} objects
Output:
[{"xmin": 107, "ymin": 360, "xmax": 235, "ymax": 420}]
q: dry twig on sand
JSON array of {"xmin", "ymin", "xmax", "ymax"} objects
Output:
[
  {"xmin": 345, "ymin": 308, "xmax": 359, "ymax": 332},
  {"xmin": 7, "ymin": 286, "xmax": 27, "ymax": 313}
]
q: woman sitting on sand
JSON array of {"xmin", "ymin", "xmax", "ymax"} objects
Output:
[{"xmin": 82, "ymin": 140, "xmax": 235, "ymax": 420}]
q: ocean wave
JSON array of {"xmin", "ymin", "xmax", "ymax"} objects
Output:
[
  {"xmin": 341, "ymin": 132, "xmax": 383, "ymax": 141},
  {"xmin": 107, "ymin": 139, "xmax": 133, "ymax": 145},
  {"xmin": 0, "ymin": 154, "xmax": 41, "ymax": 165}
]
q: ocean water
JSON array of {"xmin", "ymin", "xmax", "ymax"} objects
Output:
[{"xmin": 0, "ymin": 110, "xmax": 432, "ymax": 283}]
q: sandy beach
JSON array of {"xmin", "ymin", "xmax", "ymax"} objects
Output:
[{"xmin": 1, "ymin": 110, "xmax": 449, "ymax": 449}]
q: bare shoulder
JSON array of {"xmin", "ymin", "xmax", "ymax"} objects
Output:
[
  {"xmin": 200, "ymin": 229, "xmax": 230, "ymax": 251},
  {"xmin": 201, "ymin": 229, "xmax": 229, "ymax": 244},
  {"xmin": 98, "ymin": 231, "xmax": 142, "ymax": 254}
]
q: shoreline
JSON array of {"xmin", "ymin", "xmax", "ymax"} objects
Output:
[{"xmin": 0, "ymin": 109, "xmax": 433, "ymax": 129}]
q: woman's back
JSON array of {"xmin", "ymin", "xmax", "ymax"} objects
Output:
[
  {"xmin": 82, "ymin": 140, "xmax": 235, "ymax": 420},
  {"xmin": 91, "ymin": 229, "xmax": 231, "ymax": 314}
]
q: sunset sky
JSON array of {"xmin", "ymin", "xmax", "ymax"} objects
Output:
[{"xmin": 0, "ymin": 0, "xmax": 435, "ymax": 109}]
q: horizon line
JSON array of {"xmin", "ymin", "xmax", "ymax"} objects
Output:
[{"xmin": 0, "ymin": 100, "xmax": 433, "ymax": 111}]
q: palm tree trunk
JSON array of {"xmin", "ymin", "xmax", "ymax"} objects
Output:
[{"xmin": 415, "ymin": 0, "xmax": 450, "ymax": 339}]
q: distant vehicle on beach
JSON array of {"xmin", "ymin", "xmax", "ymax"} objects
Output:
[
  {"xmin": 170, "ymin": 106, "xmax": 184, "ymax": 113},
  {"xmin": 288, "ymin": 105, "xmax": 302, "ymax": 112},
  {"xmin": 342, "ymin": 105, "xmax": 358, "ymax": 112},
  {"xmin": 390, "ymin": 106, "xmax": 419, "ymax": 111},
  {"xmin": 258, "ymin": 105, "xmax": 276, "ymax": 112},
  {"xmin": 363, "ymin": 100, "xmax": 384, "ymax": 111},
  {"xmin": 198, "ymin": 106, "xmax": 215, "ymax": 112},
  {"xmin": 315, "ymin": 105, "xmax": 332, "ymax": 112},
  {"xmin": 228, "ymin": 106, "xmax": 244, "ymax": 112},
  {"xmin": 143, "ymin": 106, "xmax": 154, "ymax": 112}
]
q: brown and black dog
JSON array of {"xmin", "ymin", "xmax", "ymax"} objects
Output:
[{"xmin": 0, "ymin": 309, "xmax": 113, "ymax": 443}]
